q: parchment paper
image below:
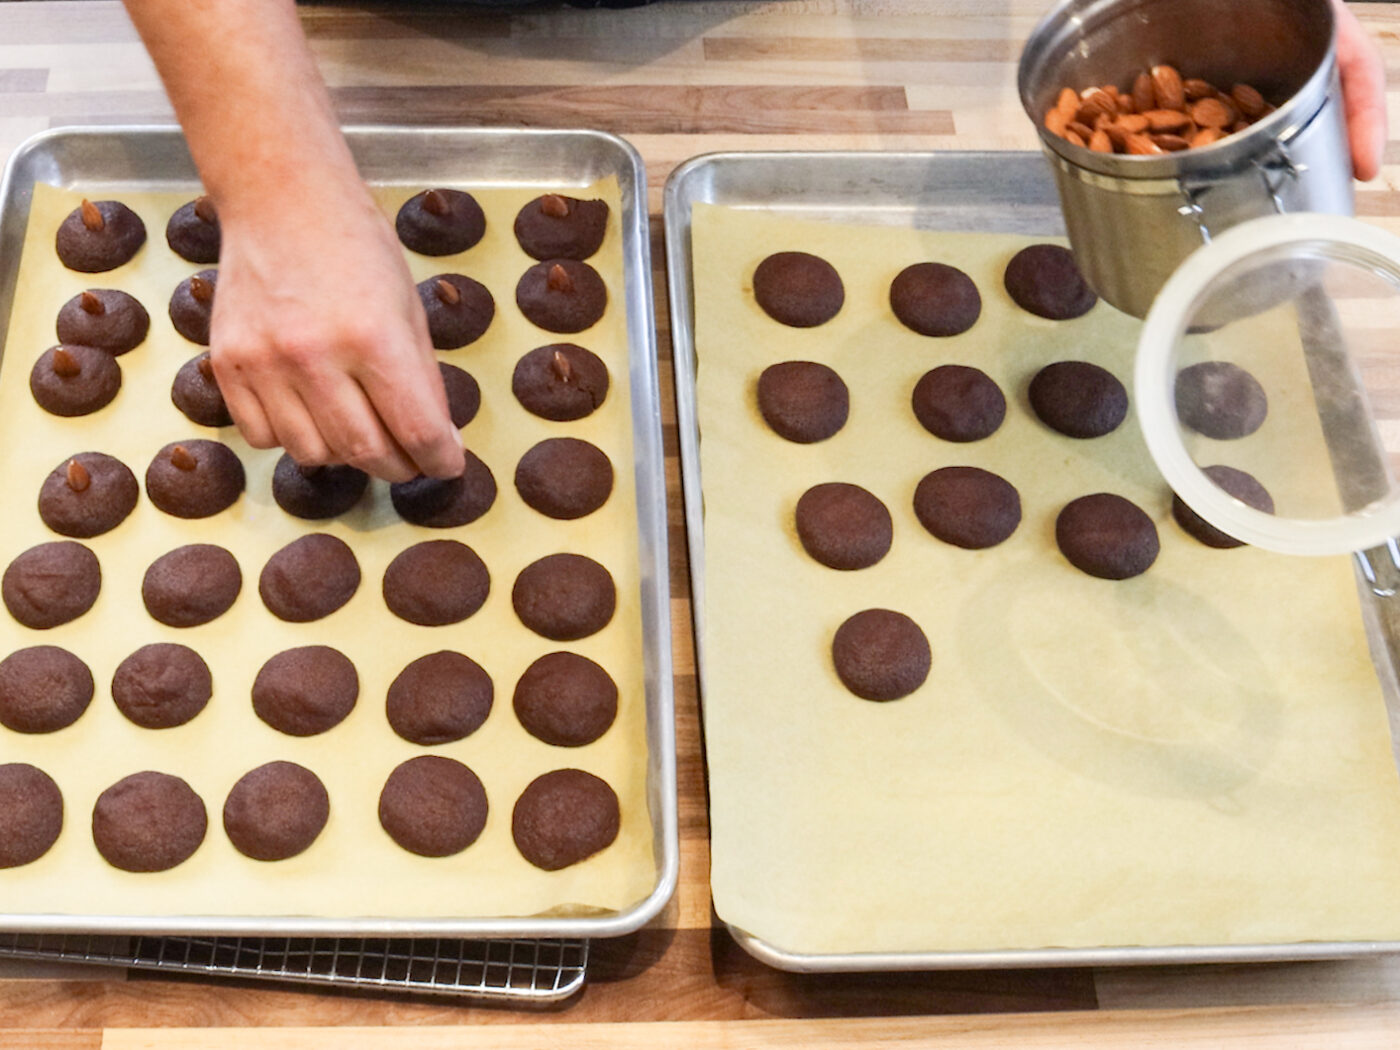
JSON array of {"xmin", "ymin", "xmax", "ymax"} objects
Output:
[
  {"xmin": 693, "ymin": 201, "xmax": 1400, "ymax": 954},
  {"xmin": 0, "ymin": 181, "xmax": 656, "ymax": 921}
]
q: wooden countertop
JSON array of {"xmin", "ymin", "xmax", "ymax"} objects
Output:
[{"xmin": 3, "ymin": 1, "xmax": 1400, "ymax": 1046}]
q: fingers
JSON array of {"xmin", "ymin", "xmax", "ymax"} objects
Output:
[
  {"xmin": 357, "ymin": 353, "xmax": 465, "ymax": 480},
  {"xmin": 303, "ymin": 374, "xmax": 424, "ymax": 483},
  {"xmin": 1333, "ymin": 0, "xmax": 1387, "ymax": 182}
]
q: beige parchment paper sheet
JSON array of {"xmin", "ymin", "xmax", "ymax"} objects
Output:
[
  {"xmin": 693, "ymin": 201, "xmax": 1400, "ymax": 955},
  {"xmin": 0, "ymin": 181, "xmax": 657, "ymax": 922}
]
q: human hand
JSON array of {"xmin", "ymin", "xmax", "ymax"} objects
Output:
[
  {"xmin": 208, "ymin": 182, "xmax": 464, "ymax": 483},
  {"xmin": 1333, "ymin": 0, "xmax": 1386, "ymax": 182}
]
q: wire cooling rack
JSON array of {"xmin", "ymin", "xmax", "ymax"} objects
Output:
[{"xmin": 0, "ymin": 933, "xmax": 588, "ymax": 1002}]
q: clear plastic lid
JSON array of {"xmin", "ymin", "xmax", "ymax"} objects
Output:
[{"xmin": 1136, "ymin": 213, "xmax": 1400, "ymax": 556}]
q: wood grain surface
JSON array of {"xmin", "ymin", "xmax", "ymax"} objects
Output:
[{"xmin": 3, "ymin": 1, "xmax": 1400, "ymax": 1045}]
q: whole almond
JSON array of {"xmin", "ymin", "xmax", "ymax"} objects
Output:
[
  {"xmin": 1231, "ymin": 83, "xmax": 1267, "ymax": 119},
  {"xmin": 1045, "ymin": 107, "xmax": 1070, "ymax": 137},
  {"xmin": 1144, "ymin": 108, "xmax": 1190, "ymax": 132},
  {"xmin": 1064, "ymin": 129, "xmax": 1087, "ymax": 148},
  {"xmin": 1116, "ymin": 113, "xmax": 1149, "ymax": 134},
  {"xmin": 1191, "ymin": 96, "xmax": 1233, "ymax": 129},
  {"xmin": 1056, "ymin": 87, "xmax": 1080, "ymax": 119},
  {"xmin": 170, "ymin": 445, "xmax": 198, "ymax": 472},
  {"xmin": 1102, "ymin": 122, "xmax": 1131, "ymax": 150},
  {"xmin": 1125, "ymin": 133, "xmax": 1164, "ymax": 155},
  {"xmin": 1089, "ymin": 128, "xmax": 1113, "ymax": 153},
  {"xmin": 66, "ymin": 459, "xmax": 90, "ymax": 493},
  {"xmin": 1190, "ymin": 127, "xmax": 1226, "ymax": 148},
  {"xmin": 1080, "ymin": 87, "xmax": 1115, "ymax": 113},
  {"xmin": 1182, "ymin": 78, "xmax": 1218, "ymax": 101},
  {"xmin": 79, "ymin": 199, "xmax": 105, "ymax": 232},
  {"xmin": 190, "ymin": 274, "xmax": 214, "ymax": 304},
  {"xmin": 1151, "ymin": 133, "xmax": 1191, "ymax": 151},
  {"xmin": 51, "ymin": 348, "xmax": 81, "ymax": 377},
  {"xmin": 1067, "ymin": 120, "xmax": 1094, "ymax": 141},
  {"xmin": 1075, "ymin": 99, "xmax": 1112, "ymax": 126},
  {"xmin": 1232, "ymin": 120, "xmax": 1251, "ymax": 134},
  {"xmin": 1132, "ymin": 72, "xmax": 1155, "ymax": 114},
  {"xmin": 79, "ymin": 290, "xmax": 105, "ymax": 315},
  {"xmin": 1151, "ymin": 64, "xmax": 1185, "ymax": 110},
  {"xmin": 1116, "ymin": 93, "xmax": 1137, "ymax": 115},
  {"xmin": 435, "ymin": 278, "xmax": 461, "ymax": 306}
]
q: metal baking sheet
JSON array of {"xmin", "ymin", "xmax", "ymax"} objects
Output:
[
  {"xmin": 663, "ymin": 149, "xmax": 1400, "ymax": 971},
  {"xmin": 0, "ymin": 125, "xmax": 676, "ymax": 940}
]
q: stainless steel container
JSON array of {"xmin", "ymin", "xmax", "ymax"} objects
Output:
[{"xmin": 1017, "ymin": 0, "xmax": 1353, "ymax": 319}]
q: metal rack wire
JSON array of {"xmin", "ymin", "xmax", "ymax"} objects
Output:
[{"xmin": 0, "ymin": 933, "xmax": 588, "ymax": 1003}]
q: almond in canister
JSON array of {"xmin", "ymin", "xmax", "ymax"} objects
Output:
[
  {"xmin": 1182, "ymin": 78, "xmax": 1217, "ymax": 101},
  {"xmin": 1132, "ymin": 72, "xmax": 1155, "ymax": 115},
  {"xmin": 1190, "ymin": 126, "xmax": 1226, "ymax": 148},
  {"xmin": 1151, "ymin": 133, "xmax": 1191, "ymax": 151},
  {"xmin": 1066, "ymin": 120, "xmax": 1094, "ymax": 141},
  {"xmin": 1151, "ymin": 64, "xmax": 1185, "ymax": 110},
  {"xmin": 1089, "ymin": 128, "xmax": 1113, "ymax": 153},
  {"xmin": 1143, "ymin": 109, "xmax": 1190, "ymax": 132},
  {"xmin": 1125, "ymin": 133, "xmax": 1164, "ymax": 155},
  {"xmin": 1231, "ymin": 83, "xmax": 1267, "ymax": 119},
  {"xmin": 1045, "ymin": 107, "xmax": 1070, "ymax": 137},
  {"xmin": 1190, "ymin": 96, "xmax": 1234, "ymax": 129},
  {"xmin": 1056, "ymin": 86, "xmax": 1081, "ymax": 119}
]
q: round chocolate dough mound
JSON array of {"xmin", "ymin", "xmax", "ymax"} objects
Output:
[
  {"xmin": 395, "ymin": 189, "xmax": 486, "ymax": 256},
  {"xmin": 514, "ymin": 437, "xmax": 614, "ymax": 520},
  {"xmin": 55, "ymin": 288, "xmax": 149, "ymax": 355},
  {"xmin": 1174, "ymin": 361, "xmax": 1268, "ymax": 440},
  {"xmin": 29, "ymin": 345, "xmax": 121, "ymax": 418},
  {"xmin": 914, "ymin": 466, "xmax": 1022, "ymax": 550},
  {"xmin": 3, "ymin": 541, "xmax": 101, "ymax": 629},
  {"xmin": 165, "ymin": 196, "xmax": 220, "ymax": 264},
  {"xmin": 794, "ymin": 482, "xmax": 892, "ymax": 570},
  {"xmin": 382, "ymin": 540, "xmax": 490, "ymax": 627},
  {"xmin": 55, "ymin": 199, "xmax": 146, "ymax": 273},
  {"xmin": 752, "ymin": 251, "xmax": 844, "ymax": 328},
  {"xmin": 1029, "ymin": 360, "xmax": 1128, "ymax": 439},
  {"xmin": 142, "ymin": 544, "xmax": 241, "ymax": 628},
  {"xmin": 516, "ymin": 259, "xmax": 608, "ymax": 334},
  {"xmin": 258, "ymin": 533, "xmax": 361, "ymax": 623},
  {"xmin": 168, "ymin": 269, "xmax": 217, "ymax": 344},
  {"xmin": 0, "ymin": 763, "xmax": 63, "ymax": 868},
  {"xmin": 418, "ymin": 273, "xmax": 495, "ymax": 350},
  {"xmin": 171, "ymin": 352, "xmax": 232, "ymax": 427},
  {"xmin": 513, "ymin": 652, "xmax": 618, "ymax": 748},
  {"xmin": 1173, "ymin": 465, "xmax": 1276, "ymax": 549},
  {"xmin": 111, "ymin": 643, "xmax": 212, "ymax": 729},
  {"xmin": 512, "ymin": 553, "xmax": 616, "ymax": 641},
  {"xmin": 379, "ymin": 755, "xmax": 488, "ymax": 858},
  {"xmin": 832, "ymin": 608, "xmax": 931, "ymax": 702},
  {"xmin": 512, "ymin": 768, "xmax": 620, "ymax": 870},
  {"xmin": 271, "ymin": 455, "xmax": 369, "ymax": 520},
  {"xmin": 514, "ymin": 194, "xmax": 609, "ymax": 261},
  {"xmin": 1003, "ymin": 244, "xmax": 1097, "ymax": 320},
  {"xmin": 92, "ymin": 771, "xmax": 206, "ymax": 873},
  {"xmin": 756, "ymin": 361, "xmax": 849, "ymax": 444},
  {"xmin": 223, "ymin": 761, "xmax": 330, "ymax": 862},
  {"xmin": 1056, "ymin": 492, "xmax": 1160, "ymax": 580},
  {"xmin": 511, "ymin": 343, "xmax": 609, "ymax": 421},
  {"xmin": 440, "ymin": 362, "xmax": 480, "ymax": 428},
  {"xmin": 38, "ymin": 452, "xmax": 139, "ymax": 538},
  {"xmin": 389, "ymin": 450, "xmax": 496, "ymax": 527},
  {"xmin": 0, "ymin": 646, "xmax": 92, "ymax": 733},
  {"xmin": 145, "ymin": 439, "xmax": 245, "ymax": 518},
  {"xmin": 252, "ymin": 645, "xmax": 359, "ymax": 737},
  {"xmin": 912, "ymin": 365, "xmax": 1007, "ymax": 443},
  {"xmin": 889, "ymin": 262, "xmax": 982, "ymax": 337},
  {"xmin": 387, "ymin": 650, "xmax": 494, "ymax": 745}
]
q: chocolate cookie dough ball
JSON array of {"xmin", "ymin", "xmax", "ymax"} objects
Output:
[
  {"xmin": 223, "ymin": 761, "xmax": 330, "ymax": 862},
  {"xmin": 389, "ymin": 450, "xmax": 496, "ymax": 528},
  {"xmin": 1056, "ymin": 493, "xmax": 1160, "ymax": 580},
  {"xmin": 168, "ymin": 269, "xmax": 217, "ymax": 344},
  {"xmin": 171, "ymin": 352, "xmax": 232, "ymax": 427},
  {"xmin": 514, "ymin": 437, "xmax": 614, "ymax": 520},
  {"xmin": 55, "ymin": 199, "xmax": 146, "ymax": 272},
  {"xmin": 252, "ymin": 645, "xmax": 359, "ymax": 737},
  {"xmin": 1172, "ymin": 465, "xmax": 1276, "ymax": 549},
  {"xmin": 440, "ymin": 362, "xmax": 480, "ymax": 428},
  {"xmin": 0, "ymin": 764, "xmax": 62, "ymax": 868},
  {"xmin": 514, "ymin": 193, "xmax": 609, "ymax": 261},
  {"xmin": 55, "ymin": 288, "xmax": 149, "ymax": 355},
  {"xmin": 145, "ymin": 439, "xmax": 245, "ymax": 518},
  {"xmin": 379, "ymin": 755, "xmax": 488, "ymax": 858},
  {"xmin": 757, "ymin": 361, "xmax": 849, "ymax": 444},
  {"xmin": 92, "ymin": 771, "xmax": 206, "ymax": 873},
  {"xmin": 513, "ymin": 652, "xmax": 618, "ymax": 748},
  {"xmin": 0, "ymin": 646, "xmax": 93, "ymax": 733},
  {"xmin": 418, "ymin": 273, "xmax": 495, "ymax": 350},
  {"xmin": 3, "ymin": 541, "xmax": 101, "ymax": 629},
  {"xmin": 258, "ymin": 534, "xmax": 361, "ymax": 623},
  {"xmin": 38, "ymin": 452, "xmax": 139, "ymax": 538},
  {"xmin": 29, "ymin": 345, "xmax": 121, "ymax": 418},
  {"xmin": 1003, "ymin": 243, "xmax": 1097, "ymax": 320},
  {"xmin": 111, "ymin": 643, "xmax": 212, "ymax": 729},
  {"xmin": 890, "ymin": 262, "xmax": 982, "ymax": 337},
  {"xmin": 165, "ymin": 195, "xmax": 220, "ymax": 264},
  {"xmin": 512, "ymin": 768, "xmax": 619, "ymax": 871},
  {"xmin": 516, "ymin": 260, "xmax": 608, "ymax": 333},
  {"xmin": 382, "ymin": 540, "xmax": 490, "ymax": 627},
  {"xmin": 142, "ymin": 544, "xmax": 241, "ymax": 628},
  {"xmin": 1174, "ymin": 361, "xmax": 1268, "ymax": 440},
  {"xmin": 1029, "ymin": 360, "xmax": 1128, "ymax": 439},
  {"xmin": 794, "ymin": 482, "xmax": 892, "ymax": 570},
  {"xmin": 271, "ymin": 455, "xmax": 369, "ymax": 520},
  {"xmin": 912, "ymin": 365, "xmax": 1006, "ymax": 443},
  {"xmin": 512, "ymin": 343, "xmax": 609, "ymax": 421},
  {"xmin": 832, "ymin": 608, "xmax": 931, "ymax": 702},
  {"xmin": 395, "ymin": 188, "xmax": 486, "ymax": 256},
  {"xmin": 387, "ymin": 650, "xmax": 494, "ymax": 745},
  {"xmin": 513, "ymin": 553, "xmax": 616, "ymax": 641},
  {"xmin": 914, "ymin": 466, "xmax": 1022, "ymax": 550},
  {"xmin": 752, "ymin": 251, "xmax": 844, "ymax": 328}
]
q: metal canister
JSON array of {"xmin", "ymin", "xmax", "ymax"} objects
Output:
[{"xmin": 1017, "ymin": 0, "xmax": 1353, "ymax": 320}]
